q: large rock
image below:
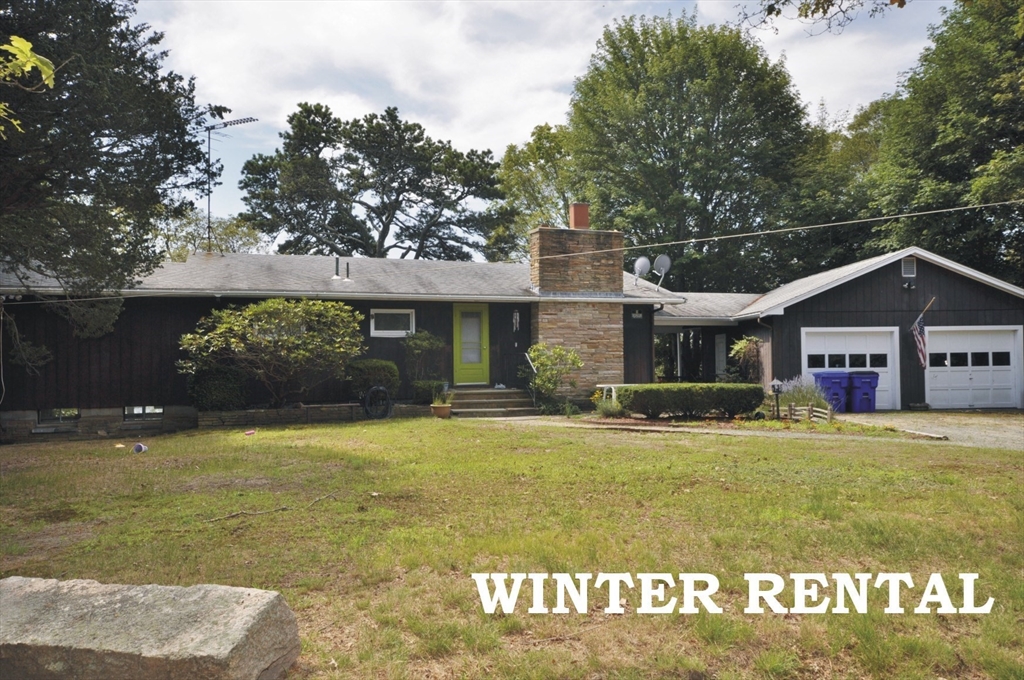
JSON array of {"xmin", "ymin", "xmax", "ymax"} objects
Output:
[{"xmin": 0, "ymin": 576, "xmax": 300, "ymax": 680}]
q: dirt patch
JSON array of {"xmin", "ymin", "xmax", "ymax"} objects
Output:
[
  {"xmin": 838, "ymin": 410, "xmax": 1023, "ymax": 450},
  {"xmin": 1, "ymin": 520, "xmax": 98, "ymax": 573},
  {"xmin": 181, "ymin": 475, "xmax": 277, "ymax": 492}
]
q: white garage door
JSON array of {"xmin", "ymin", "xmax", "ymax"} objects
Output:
[
  {"xmin": 802, "ymin": 328, "xmax": 899, "ymax": 410},
  {"xmin": 926, "ymin": 327, "xmax": 1022, "ymax": 409}
]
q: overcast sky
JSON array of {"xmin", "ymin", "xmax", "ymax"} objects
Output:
[{"xmin": 134, "ymin": 0, "xmax": 948, "ymax": 219}]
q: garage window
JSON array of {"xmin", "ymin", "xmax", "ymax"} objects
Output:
[
  {"xmin": 870, "ymin": 354, "xmax": 888, "ymax": 368},
  {"xmin": 807, "ymin": 354, "xmax": 825, "ymax": 368},
  {"xmin": 849, "ymin": 354, "xmax": 867, "ymax": 368},
  {"xmin": 970, "ymin": 352, "xmax": 989, "ymax": 367},
  {"xmin": 828, "ymin": 354, "xmax": 846, "ymax": 368},
  {"xmin": 929, "ymin": 353, "xmax": 947, "ymax": 367},
  {"xmin": 992, "ymin": 352, "xmax": 1011, "ymax": 366},
  {"xmin": 950, "ymin": 352, "xmax": 969, "ymax": 367}
]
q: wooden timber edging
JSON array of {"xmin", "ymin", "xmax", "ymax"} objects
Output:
[{"xmin": 197, "ymin": 403, "xmax": 430, "ymax": 429}]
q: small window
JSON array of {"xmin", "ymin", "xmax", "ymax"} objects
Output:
[
  {"xmin": 38, "ymin": 408, "xmax": 80, "ymax": 424},
  {"xmin": 992, "ymin": 352, "xmax": 1011, "ymax": 366},
  {"xmin": 827, "ymin": 354, "xmax": 847, "ymax": 368},
  {"xmin": 950, "ymin": 352, "xmax": 969, "ymax": 367},
  {"xmin": 370, "ymin": 309, "xmax": 415, "ymax": 338},
  {"xmin": 929, "ymin": 353, "xmax": 948, "ymax": 368},
  {"xmin": 124, "ymin": 406, "xmax": 164, "ymax": 421},
  {"xmin": 849, "ymin": 354, "xmax": 867, "ymax": 368},
  {"xmin": 902, "ymin": 257, "xmax": 916, "ymax": 277},
  {"xmin": 807, "ymin": 354, "xmax": 826, "ymax": 369},
  {"xmin": 869, "ymin": 354, "xmax": 888, "ymax": 368},
  {"xmin": 970, "ymin": 352, "xmax": 989, "ymax": 367}
]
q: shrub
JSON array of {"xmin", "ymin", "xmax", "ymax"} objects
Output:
[
  {"xmin": 519, "ymin": 343, "xmax": 583, "ymax": 399},
  {"xmin": 402, "ymin": 330, "xmax": 447, "ymax": 381},
  {"xmin": 178, "ymin": 298, "xmax": 364, "ymax": 407},
  {"xmin": 187, "ymin": 364, "xmax": 248, "ymax": 411},
  {"xmin": 727, "ymin": 335, "xmax": 764, "ymax": 383},
  {"xmin": 347, "ymin": 359, "xmax": 400, "ymax": 396},
  {"xmin": 595, "ymin": 399, "xmax": 627, "ymax": 418},
  {"xmin": 412, "ymin": 379, "xmax": 447, "ymax": 405},
  {"xmin": 779, "ymin": 375, "xmax": 829, "ymax": 410},
  {"xmin": 616, "ymin": 383, "xmax": 765, "ymax": 419}
]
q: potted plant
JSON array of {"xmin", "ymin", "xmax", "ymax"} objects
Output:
[{"xmin": 430, "ymin": 390, "xmax": 454, "ymax": 419}]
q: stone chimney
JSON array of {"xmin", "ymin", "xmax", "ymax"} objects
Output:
[{"xmin": 529, "ymin": 204, "xmax": 624, "ymax": 295}]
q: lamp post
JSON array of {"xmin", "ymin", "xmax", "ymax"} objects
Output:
[
  {"xmin": 204, "ymin": 117, "xmax": 258, "ymax": 252},
  {"xmin": 770, "ymin": 378, "xmax": 782, "ymax": 420}
]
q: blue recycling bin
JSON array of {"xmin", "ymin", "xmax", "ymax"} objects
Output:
[
  {"xmin": 849, "ymin": 371, "xmax": 880, "ymax": 413},
  {"xmin": 813, "ymin": 371, "xmax": 850, "ymax": 413}
]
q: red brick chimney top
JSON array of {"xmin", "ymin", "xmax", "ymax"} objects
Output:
[{"xmin": 568, "ymin": 203, "xmax": 589, "ymax": 230}]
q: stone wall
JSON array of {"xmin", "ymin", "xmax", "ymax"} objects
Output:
[
  {"xmin": 197, "ymin": 403, "xmax": 428, "ymax": 429},
  {"xmin": 0, "ymin": 406, "xmax": 198, "ymax": 444},
  {"xmin": 532, "ymin": 301, "xmax": 624, "ymax": 399},
  {"xmin": 529, "ymin": 228, "xmax": 624, "ymax": 295}
]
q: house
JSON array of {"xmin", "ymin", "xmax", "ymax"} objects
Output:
[
  {"xmin": 2, "ymin": 207, "xmax": 1022, "ymax": 441},
  {"xmin": 655, "ymin": 247, "xmax": 1024, "ymax": 410},
  {"xmin": 0, "ymin": 205, "xmax": 674, "ymax": 439}
]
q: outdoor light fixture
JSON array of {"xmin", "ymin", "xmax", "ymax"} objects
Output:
[
  {"xmin": 770, "ymin": 378, "xmax": 783, "ymax": 419},
  {"xmin": 204, "ymin": 117, "xmax": 258, "ymax": 252}
]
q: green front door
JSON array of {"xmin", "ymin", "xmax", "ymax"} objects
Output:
[{"xmin": 453, "ymin": 304, "xmax": 489, "ymax": 385}]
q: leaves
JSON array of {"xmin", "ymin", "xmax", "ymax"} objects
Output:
[
  {"xmin": 178, "ymin": 299, "xmax": 366, "ymax": 407},
  {"xmin": 240, "ymin": 104, "xmax": 502, "ymax": 260}
]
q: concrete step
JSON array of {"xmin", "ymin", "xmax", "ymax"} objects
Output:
[
  {"xmin": 449, "ymin": 388, "xmax": 530, "ymax": 403},
  {"xmin": 452, "ymin": 406, "xmax": 540, "ymax": 418},
  {"xmin": 453, "ymin": 398, "xmax": 535, "ymax": 409}
]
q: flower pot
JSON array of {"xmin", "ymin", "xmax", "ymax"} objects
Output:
[{"xmin": 431, "ymin": 404, "xmax": 452, "ymax": 419}]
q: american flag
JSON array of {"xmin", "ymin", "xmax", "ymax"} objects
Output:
[{"xmin": 911, "ymin": 313, "xmax": 927, "ymax": 369}]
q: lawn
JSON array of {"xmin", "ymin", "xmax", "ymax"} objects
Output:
[{"xmin": 1, "ymin": 419, "xmax": 1021, "ymax": 679}]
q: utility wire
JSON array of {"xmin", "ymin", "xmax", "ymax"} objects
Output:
[{"xmin": 2, "ymin": 198, "xmax": 1021, "ymax": 306}]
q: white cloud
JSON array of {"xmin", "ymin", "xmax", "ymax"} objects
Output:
[{"xmin": 135, "ymin": 0, "xmax": 947, "ymax": 217}]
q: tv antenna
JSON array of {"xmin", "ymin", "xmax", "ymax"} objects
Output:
[{"xmin": 204, "ymin": 116, "xmax": 258, "ymax": 252}]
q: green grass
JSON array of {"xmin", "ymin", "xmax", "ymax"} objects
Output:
[{"xmin": 1, "ymin": 419, "xmax": 1021, "ymax": 679}]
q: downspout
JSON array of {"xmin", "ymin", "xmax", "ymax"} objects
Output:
[{"xmin": 652, "ymin": 304, "xmax": 663, "ymax": 383}]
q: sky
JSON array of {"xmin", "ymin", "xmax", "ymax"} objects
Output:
[{"xmin": 134, "ymin": 0, "xmax": 949, "ymax": 220}]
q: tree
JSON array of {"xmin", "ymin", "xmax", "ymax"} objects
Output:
[
  {"xmin": 177, "ymin": 298, "xmax": 365, "ymax": 408},
  {"xmin": 569, "ymin": 15, "xmax": 807, "ymax": 292},
  {"xmin": 864, "ymin": 0, "xmax": 1024, "ymax": 285},
  {"xmin": 240, "ymin": 104, "xmax": 502, "ymax": 261},
  {"xmin": 1, "ymin": 0, "xmax": 225, "ymax": 338},
  {"xmin": 740, "ymin": 0, "xmax": 984, "ymax": 32},
  {"xmin": 488, "ymin": 124, "xmax": 582, "ymax": 262},
  {"xmin": 153, "ymin": 206, "xmax": 267, "ymax": 262},
  {"xmin": 0, "ymin": 35, "xmax": 55, "ymax": 138}
]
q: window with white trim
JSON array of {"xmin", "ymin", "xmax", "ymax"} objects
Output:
[
  {"xmin": 124, "ymin": 406, "xmax": 164, "ymax": 421},
  {"xmin": 38, "ymin": 408, "xmax": 80, "ymax": 424},
  {"xmin": 370, "ymin": 309, "xmax": 415, "ymax": 337},
  {"xmin": 902, "ymin": 257, "xmax": 917, "ymax": 277}
]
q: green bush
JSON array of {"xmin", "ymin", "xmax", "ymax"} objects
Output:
[
  {"xmin": 595, "ymin": 399, "xmax": 627, "ymax": 418},
  {"xmin": 187, "ymin": 364, "xmax": 248, "ymax": 411},
  {"xmin": 347, "ymin": 359, "xmax": 400, "ymax": 396},
  {"xmin": 616, "ymin": 383, "xmax": 765, "ymax": 419},
  {"xmin": 412, "ymin": 379, "xmax": 446, "ymax": 405},
  {"xmin": 519, "ymin": 343, "xmax": 583, "ymax": 399}
]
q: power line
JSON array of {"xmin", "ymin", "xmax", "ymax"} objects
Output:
[{"xmin": 2, "ymin": 198, "xmax": 1021, "ymax": 305}]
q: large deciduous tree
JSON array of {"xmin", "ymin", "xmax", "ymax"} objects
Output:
[
  {"xmin": 0, "ymin": 0, "xmax": 224, "ymax": 336},
  {"xmin": 569, "ymin": 15, "xmax": 807, "ymax": 292},
  {"xmin": 240, "ymin": 104, "xmax": 502, "ymax": 261},
  {"xmin": 865, "ymin": 0, "xmax": 1024, "ymax": 285}
]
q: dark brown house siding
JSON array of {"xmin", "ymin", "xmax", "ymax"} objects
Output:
[
  {"xmin": 768, "ymin": 260, "xmax": 1024, "ymax": 407},
  {"xmin": 1, "ymin": 297, "xmax": 539, "ymax": 412}
]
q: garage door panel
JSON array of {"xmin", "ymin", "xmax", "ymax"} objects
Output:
[
  {"xmin": 926, "ymin": 329, "xmax": 1021, "ymax": 409},
  {"xmin": 802, "ymin": 329, "xmax": 897, "ymax": 410}
]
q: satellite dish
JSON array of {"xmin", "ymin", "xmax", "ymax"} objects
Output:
[
  {"xmin": 652, "ymin": 254, "xmax": 672, "ymax": 290},
  {"xmin": 632, "ymin": 256, "xmax": 651, "ymax": 286}
]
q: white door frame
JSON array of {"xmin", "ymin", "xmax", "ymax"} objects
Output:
[
  {"xmin": 800, "ymin": 327, "xmax": 901, "ymax": 410},
  {"xmin": 924, "ymin": 325, "xmax": 1023, "ymax": 409}
]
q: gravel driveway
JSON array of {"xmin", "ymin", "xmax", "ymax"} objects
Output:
[{"xmin": 838, "ymin": 410, "xmax": 1023, "ymax": 450}]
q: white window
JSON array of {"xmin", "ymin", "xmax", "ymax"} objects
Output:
[
  {"xmin": 902, "ymin": 257, "xmax": 917, "ymax": 277},
  {"xmin": 370, "ymin": 309, "xmax": 415, "ymax": 337}
]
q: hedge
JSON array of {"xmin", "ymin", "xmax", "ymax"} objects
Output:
[
  {"xmin": 347, "ymin": 359, "xmax": 401, "ymax": 396},
  {"xmin": 616, "ymin": 383, "xmax": 765, "ymax": 419}
]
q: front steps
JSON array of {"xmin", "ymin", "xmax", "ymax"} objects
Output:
[{"xmin": 449, "ymin": 388, "xmax": 539, "ymax": 418}]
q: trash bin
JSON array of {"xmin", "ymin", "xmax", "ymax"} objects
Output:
[
  {"xmin": 848, "ymin": 371, "xmax": 880, "ymax": 413},
  {"xmin": 813, "ymin": 371, "xmax": 850, "ymax": 413}
]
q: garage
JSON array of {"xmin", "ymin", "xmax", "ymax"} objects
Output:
[
  {"xmin": 801, "ymin": 328, "xmax": 899, "ymax": 410},
  {"xmin": 926, "ymin": 327, "xmax": 1023, "ymax": 409}
]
